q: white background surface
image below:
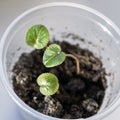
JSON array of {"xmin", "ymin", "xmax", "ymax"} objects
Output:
[{"xmin": 0, "ymin": 0, "xmax": 120, "ymax": 119}]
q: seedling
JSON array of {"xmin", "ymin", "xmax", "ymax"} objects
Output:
[
  {"xmin": 25, "ymin": 24, "xmax": 80, "ymax": 96},
  {"xmin": 37, "ymin": 73, "xmax": 59, "ymax": 96},
  {"xmin": 26, "ymin": 25, "xmax": 49, "ymax": 49}
]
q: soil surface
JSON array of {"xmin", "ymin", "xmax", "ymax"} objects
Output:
[{"xmin": 12, "ymin": 41, "xmax": 107, "ymax": 119}]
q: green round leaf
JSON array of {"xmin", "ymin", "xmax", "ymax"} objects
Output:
[
  {"xmin": 43, "ymin": 44, "xmax": 66, "ymax": 67},
  {"xmin": 25, "ymin": 24, "xmax": 49, "ymax": 49},
  {"xmin": 37, "ymin": 73, "xmax": 59, "ymax": 96}
]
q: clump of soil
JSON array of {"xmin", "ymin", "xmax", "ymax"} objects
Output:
[{"xmin": 12, "ymin": 41, "xmax": 107, "ymax": 119}]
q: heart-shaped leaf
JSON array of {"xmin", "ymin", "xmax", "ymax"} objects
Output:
[
  {"xmin": 37, "ymin": 73, "xmax": 59, "ymax": 96},
  {"xmin": 43, "ymin": 44, "xmax": 66, "ymax": 67},
  {"xmin": 25, "ymin": 24, "xmax": 49, "ymax": 49}
]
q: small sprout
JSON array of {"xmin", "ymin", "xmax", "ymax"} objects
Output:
[
  {"xmin": 25, "ymin": 24, "xmax": 49, "ymax": 49},
  {"xmin": 37, "ymin": 73, "xmax": 59, "ymax": 96},
  {"xmin": 43, "ymin": 44, "xmax": 66, "ymax": 68}
]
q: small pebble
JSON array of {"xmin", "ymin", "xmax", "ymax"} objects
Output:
[
  {"xmin": 43, "ymin": 96, "xmax": 64, "ymax": 117},
  {"xmin": 82, "ymin": 98, "xmax": 99, "ymax": 113}
]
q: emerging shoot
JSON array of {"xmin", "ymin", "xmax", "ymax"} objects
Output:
[
  {"xmin": 25, "ymin": 24, "xmax": 49, "ymax": 49},
  {"xmin": 43, "ymin": 44, "xmax": 66, "ymax": 67},
  {"xmin": 66, "ymin": 54, "xmax": 80, "ymax": 74},
  {"xmin": 37, "ymin": 73, "xmax": 59, "ymax": 96}
]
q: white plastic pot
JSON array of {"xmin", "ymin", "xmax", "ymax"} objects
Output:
[{"xmin": 0, "ymin": 2, "xmax": 120, "ymax": 120}]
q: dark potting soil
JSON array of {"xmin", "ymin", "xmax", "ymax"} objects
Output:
[{"xmin": 12, "ymin": 41, "xmax": 107, "ymax": 119}]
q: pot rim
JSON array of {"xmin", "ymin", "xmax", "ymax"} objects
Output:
[{"xmin": 0, "ymin": 2, "xmax": 120, "ymax": 120}]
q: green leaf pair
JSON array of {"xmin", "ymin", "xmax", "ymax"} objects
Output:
[
  {"xmin": 26, "ymin": 24, "xmax": 66, "ymax": 68},
  {"xmin": 43, "ymin": 44, "xmax": 66, "ymax": 67},
  {"xmin": 26, "ymin": 25, "xmax": 49, "ymax": 49},
  {"xmin": 37, "ymin": 73, "xmax": 59, "ymax": 96}
]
